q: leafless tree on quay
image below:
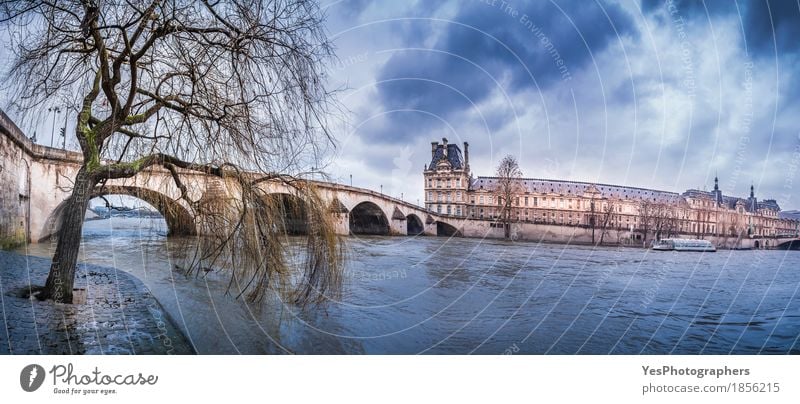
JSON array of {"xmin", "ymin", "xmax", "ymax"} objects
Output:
[
  {"xmin": 597, "ymin": 200, "xmax": 615, "ymax": 245},
  {"xmin": 494, "ymin": 155, "xmax": 523, "ymax": 239}
]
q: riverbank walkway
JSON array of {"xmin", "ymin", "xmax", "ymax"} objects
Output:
[{"xmin": 0, "ymin": 251, "xmax": 193, "ymax": 354}]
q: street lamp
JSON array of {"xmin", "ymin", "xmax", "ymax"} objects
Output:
[
  {"xmin": 380, "ymin": 184, "xmax": 383, "ymax": 194},
  {"xmin": 60, "ymin": 109, "xmax": 69, "ymax": 150},
  {"xmin": 349, "ymin": 174, "xmax": 352, "ymax": 187},
  {"xmin": 48, "ymin": 106, "xmax": 61, "ymax": 147}
]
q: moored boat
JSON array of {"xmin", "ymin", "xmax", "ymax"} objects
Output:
[{"xmin": 651, "ymin": 238, "xmax": 716, "ymax": 252}]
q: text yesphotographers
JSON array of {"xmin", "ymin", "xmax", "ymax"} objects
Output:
[{"xmin": 643, "ymin": 365, "xmax": 750, "ymax": 379}]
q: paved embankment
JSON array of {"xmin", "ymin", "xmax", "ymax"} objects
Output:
[{"xmin": 0, "ymin": 251, "xmax": 194, "ymax": 354}]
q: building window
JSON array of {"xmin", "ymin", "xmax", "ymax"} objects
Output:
[
  {"xmin": 447, "ymin": 205, "xmax": 452, "ymax": 214},
  {"xmin": 427, "ymin": 191, "xmax": 432, "ymax": 201},
  {"xmin": 456, "ymin": 191, "xmax": 461, "ymax": 201},
  {"xmin": 437, "ymin": 205, "xmax": 442, "ymax": 213},
  {"xmin": 438, "ymin": 192, "xmax": 443, "ymax": 202},
  {"xmin": 525, "ymin": 196, "xmax": 529, "ymax": 206},
  {"xmin": 479, "ymin": 195, "xmax": 484, "ymax": 204},
  {"xmin": 456, "ymin": 206, "xmax": 461, "ymax": 216},
  {"xmin": 533, "ymin": 197, "xmax": 538, "ymax": 207}
]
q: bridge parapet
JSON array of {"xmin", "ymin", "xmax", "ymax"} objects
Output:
[{"xmin": 0, "ymin": 109, "xmax": 83, "ymax": 163}]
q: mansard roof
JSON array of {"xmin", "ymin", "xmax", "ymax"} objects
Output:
[
  {"xmin": 779, "ymin": 210, "xmax": 800, "ymax": 221},
  {"xmin": 686, "ymin": 191, "xmax": 779, "ymax": 212},
  {"xmin": 759, "ymin": 199, "xmax": 780, "ymax": 211},
  {"xmin": 428, "ymin": 143, "xmax": 465, "ymax": 170},
  {"xmin": 470, "ymin": 176, "xmax": 683, "ymax": 204},
  {"xmin": 721, "ymin": 195, "xmax": 747, "ymax": 209}
]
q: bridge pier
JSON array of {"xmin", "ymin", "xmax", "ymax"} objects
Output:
[
  {"xmin": 332, "ymin": 212, "xmax": 350, "ymax": 236},
  {"xmin": 389, "ymin": 219, "xmax": 407, "ymax": 236},
  {"xmin": 389, "ymin": 207, "xmax": 407, "ymax": 236}
]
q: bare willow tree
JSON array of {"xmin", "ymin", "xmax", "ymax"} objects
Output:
[
  {"xmin": 0, "ymin": 0, "xmax": 343, "ymax": 305},
  {"xmin": 494, "ymin": 155, "xmax": 522, "ymax": 239}
]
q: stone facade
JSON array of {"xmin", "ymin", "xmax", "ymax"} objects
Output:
[
  {"xmin": 0, "ymin": 110, "xmax": 32, "ymax": 248},
  {"xmin": 424, "ymin": 139, "xmax": 800, "ymax": 247}
]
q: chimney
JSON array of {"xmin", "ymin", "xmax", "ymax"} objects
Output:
[
  {"xmin": 431, "ymin": 141, "xmax": 438, "ymax": 158},
  {"xmin": 463, "ymin": 141, "xmax": 469, "ymax": 169},
  {"xmin": 442, "ymin": 137, "xmax": 448, "ymax": 157}
]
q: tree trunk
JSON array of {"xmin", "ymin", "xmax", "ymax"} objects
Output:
[
  {"xmin": 504, "ymin": 205, "xmax": 511, "ymax": 239},
  {"xmin": 41, "ymin": 166, "xmax": 95, "ymax": 303}
]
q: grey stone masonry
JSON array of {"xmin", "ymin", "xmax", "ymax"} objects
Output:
[{"xmin": 0, "ymin": 251, "xmax": 194, "ymax": 354}]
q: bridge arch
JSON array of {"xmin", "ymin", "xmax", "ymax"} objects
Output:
[
  {"xmin": 406, "ymin": 214, "xmax": 424, "ymax": 236},
  {"xmin": 436, "ymin": 221, "xmax": 462, "ymax": 237},
  {"xmin": 40, "ymin": 185, "xmax": 196, "ymax": 241},
  {"xmin": 349, "ymin": 201, "xmax": 389, "ymax": 235},
  {"xmin": 776, "ymin": 239, "xmax": 800, "ymax": 250},
  {"xmin": 262, "ymin": 192, "xmax": 309, "ymax": 235}
]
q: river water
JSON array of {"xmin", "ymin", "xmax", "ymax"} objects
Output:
[{"xmin": 19, "ymin": 217, "xmax": 800, "ymax": 354}]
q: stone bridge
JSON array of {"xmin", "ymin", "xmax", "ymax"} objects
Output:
[{"xmin": 0, "ymin": 109, "xmax": 464, "ymax": 245}]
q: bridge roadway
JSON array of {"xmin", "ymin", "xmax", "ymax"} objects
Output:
[{"xmin": 0, "ymin": 109, "xmax": 463, "ymax": 244}]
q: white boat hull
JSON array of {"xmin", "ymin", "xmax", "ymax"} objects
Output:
[{"xmin": 651, "ymin": 238, "xmax": 716, "ymax": 252}]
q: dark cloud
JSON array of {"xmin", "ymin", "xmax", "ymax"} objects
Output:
[
  {"xmin": 640, "ymin": 0, "xmax": 735, "ymax": 16},
  {"xmin": 742, "ymin": 0, "xmax": 800, "ymax": 56},
  {"xmin": 642, "ymin": 0, "xmax": 800, "ymax": 57},
  {"xmin": 369, "ymin": 0, "xmax": 635, "ymax": 144}
]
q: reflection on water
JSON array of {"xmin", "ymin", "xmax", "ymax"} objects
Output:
[{"xmin": 20, "ymin": 217, "xmax": 800, "ymax": 354}]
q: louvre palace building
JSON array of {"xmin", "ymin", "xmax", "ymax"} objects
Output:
[{"xmin": 423, "ymin": 138, "xmax": 799, "ymax": 248}]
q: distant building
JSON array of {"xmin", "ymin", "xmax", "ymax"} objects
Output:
[{"xmin": 423, "ymin": 138, "xmax": 799, "ymax": 243}]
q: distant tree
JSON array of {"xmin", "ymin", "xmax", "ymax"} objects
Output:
[
  {"xmin": 0, "ymin": 0, "xmax": 342, "ymax": 305},
  {"xmin": 651, "ymin": 202, "xmax": 671, "ymax": 241},
  {"xmin": 494, "ymin": 155, "xmax": 523, "ymax": 239},
  {"xmin": 664, "ymin": 212, "xmax": 679, "ymax": 238},
  {"xmin": 597, "ymin": 200, "xmax": 615, "ymax": 245},
  {"xmin": 637, "ymin": 200, "xmax": 654, "ymax": 246}
]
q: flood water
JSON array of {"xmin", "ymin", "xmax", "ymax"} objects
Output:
[{"xmin": 19, "ymin": 217, "xmax": 800, "ymax": 354}]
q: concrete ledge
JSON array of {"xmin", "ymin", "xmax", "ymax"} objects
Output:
[{"xmin": 0, "ymin": 250, "xmax": 195, "ymax": 355}]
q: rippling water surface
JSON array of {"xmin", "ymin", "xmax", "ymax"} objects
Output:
[{"xmin": 20, "ymin": 217, "xmax": 800, "ymax": 354}]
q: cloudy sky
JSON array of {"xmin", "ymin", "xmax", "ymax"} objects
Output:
[
  {"xmin": 2, "ymin": 1, "xmax": 799, "ymax": 210},
  {"xmin": 318, "ymin": 0, "xmax": 800, "ymax": 210}
]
